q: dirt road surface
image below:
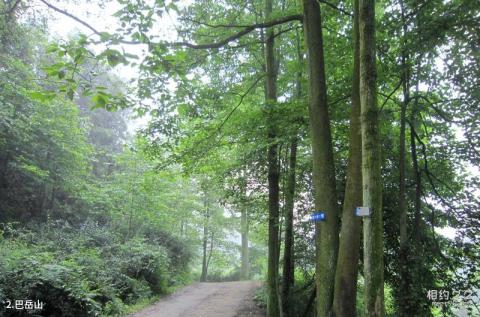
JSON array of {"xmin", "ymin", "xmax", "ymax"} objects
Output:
[{"xmin": 129, "ymin": 281, "xmax": 265, "ymax": 317}]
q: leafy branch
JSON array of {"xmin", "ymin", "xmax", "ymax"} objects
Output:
[{"xmin": 172, "ymin": 15, "xmax": 303, "ymax": 49}]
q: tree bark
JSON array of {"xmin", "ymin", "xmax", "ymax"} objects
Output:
[
  {"xmin": 281, "ymin": 30, "xmax": 302, "ymax": 315},
  {"xmin": 398, "ymin": 1, "xmax": 409, "ymax": 256},
  {"xmin": 411, "ymin": 86, "xmax": 422, "ymax": 244},
  {"xmin": 399, "ymin": 101, "xmax": 407, "ymax": 246},
  {"xmin": 302, "ymin": 0, "xmax": 339, "ymax": 315},
  {"xmin": 206, "ymin": 232, "xmax": 214, "ymax": 274},
  {"xmin": 240, "ymin": 207, "xmax": 250, "ymax": 280},
  {"xmin": 0, "ymin": 152, "xmax": 10, "ymax": 191},
  {"xmin": 359, "ymin": 0, "xmax": 385, "ymax": 315},
  {"xmin": 201, "ymin": 197, "xmax": 210, "ymax": 282},
  {"xmin": 265, "ymin": 0, "xmax": 281, "ymax": 315},
  {"xmin": 398, "ymin": 82, "xmax": 410, "ymax": 316},
  {"xmin": 332, "ymin": 0, "xmax": 363, "ymax": 314},
  {"xmin": 282, "ymin": 137, "xmax": 297, "ymax": 316},
  {"xmin": 398, "ymin": 6, "xmax": 411, "ymax": 310},
  {"xmin": 200, "ymin": 221, "xmax": 208, "ymax": 282}
]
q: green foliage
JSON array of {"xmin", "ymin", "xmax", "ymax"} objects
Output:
[
  {"xmin": 0, "ymin": 51, "xmax": 93, "ymax": 222},
  {"xmin": 2, "ymin": 0, "xmax": 480, "ymax": 316},
  {"xmin": 0, "ymin": 220, "xmax": 191, "ymax": 316},
  {"xmin": 0, "ymin": 11, "xmax": 203, "ymax": 316}
]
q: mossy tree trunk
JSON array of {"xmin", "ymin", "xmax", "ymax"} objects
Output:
[
  {"xmin": 240, "ymin": 206, "xmax": 249, "ymax": 280},
  {"xmin": 332, "ymin": 0, "xmax": 363, "ymax": 314},
  {"xmin": 201, "ymin": 211, "xmax": 209, "ymax": 282},
  {"xmin": 359, "ymin": 0, "xmax": 384, "ymax": 315},
  {"xmin": 302, "ymin": 0, "xmax": 339, "ymax": 315},
  {"xmin": 281, "ymin": 30, "xmax": 302, "ymax": 315},
  {"xmin": 265, "ymin": 0, "xmax": 281, "ymax": 315},
  {"xmin": 282, "ymin": 136, "xmax": 297, "ymax": 316},
  {"xmin": 398, "ymin": 2, "xmax": 411, "ymax": 308}
]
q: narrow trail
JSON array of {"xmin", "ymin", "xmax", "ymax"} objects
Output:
[{"xmin": 129, "ymin": 281, "xmax": 265, "ymax": 317}]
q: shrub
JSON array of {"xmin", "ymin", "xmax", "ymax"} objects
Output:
[
  {"xmin": 114, "ymin": 237, "xmax": 170, "ymax": 295},
  {"xmin": 0, "ymin": 251, "xmax": 103, "ymax": 317},
  {"xmin": 0, "ymin": 221, "xmax": 192, "ymax": 316}
]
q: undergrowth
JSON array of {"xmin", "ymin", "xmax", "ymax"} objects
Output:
[{"xmin": 0, "ymin": 220, "xmax": 192, "ymax": 316}]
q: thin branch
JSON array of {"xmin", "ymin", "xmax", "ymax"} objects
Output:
[
  {"xmin": 466, "ymin": 135, "xmax": 480, "ymax": 159},
  {"xmin": 216, "ymin": 75, "xmax": 265, "ymax": 132},
  {"xmin": 379, "ymin": 79, "xmax": 403, "ymax": 112},
  {"xmin": 172, "ymin": 14, "xmax": 303, "ymax": 49},
  {"xmin": 274, "ymin": 25, "xmax": 301, "ymax": 39},
  {"xmin": 418, "ymin": 95, "xmax": 463, "ymax": 124},
  {"xmin": 39, "ymin": 0, "xmax": 141, "ymax": 45},
  {"xmin": 219, "ymin": 26, "xmax": 302, "ymax": 49},
  {"xmin": 155, "ymin": 75, "xmax": 264, "ymax": 170},
  {"xmin": 218, "ymin": 41, "xmax": 263, "ymax": 50},
  {"xmin": 330, "ymin": 94, "xmax": 350, "ymax": 106},
  {"xmin": 179, "ymin": 17, "xmax": 253, "ymax": 29},
  {"xmin": 40, "ymin": 2, "xmax": 302, "ymax": 50},
  {"xmin": 317, "ymin": 0, "xmax": 353, "ymax": 17},
  {"xmin": 409, "ymin": 121, "xmax": 457, "ymax": 217}
]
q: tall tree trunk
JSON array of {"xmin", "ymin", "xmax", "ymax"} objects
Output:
[
  {"xmin": 0, "ymin": 152, "xmax": 10, "ymax": 191},
  {"xmin": 282, "ymin": 137, "xmax": 297, "ymax": 316},
  {"xmin": 398, "ymin": 7, "xmax": 411, "ymax": 311},
  {"xmin": 201, "ymin": 220, "xmax": 208, "ymax": 282},
  {"xmin": 302, "ymin": 0, "xmax": 339, "ymax": 315},
  {"xmin": 281, "ymin": 30, "xmax": 303, "ymax": 315},
  {"xmin": 201, "ymin": 196, "xmax": 210, "ymax": 282},
  {"xmin": 332, "ymin": 0, "xmax": 363, "ymax": 314},
  {"xmin": 206, "ymin": 232, "xmax": 214, "ymax": 273},
  {"xmin": 265, "ymin": 0, "xmax": 281, "ymax": 315},
  {"xmin": 411, "ymin": 114, "xmax": 422, "ymax": 239},
  {"xmin": 399, "ymin": 100, "xmax": 407, "ymax": 245},
  {"xmin": 398, "ymin": 0, "xmax": 409, "ymax": 254},
  {"xmin": 398, "ymin": 83, "xmax": 410, "ymax": 316},
  {"xmin": 240, "ymin": 207, "xmax": 250, "ymax": 280},
  {"xmin": 359, "ymin": 0, "xmax": 384, "ymax": 315}
]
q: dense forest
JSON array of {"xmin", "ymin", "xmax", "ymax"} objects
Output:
[{"xmin": 0, "ymin": 0, "xmax": 479, "ymax": 316}]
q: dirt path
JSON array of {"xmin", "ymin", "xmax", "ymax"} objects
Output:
[{"xmin": 129, "ymin": 281, "xmax": 265, "ymax": 317}]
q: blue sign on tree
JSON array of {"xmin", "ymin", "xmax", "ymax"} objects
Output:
[{"xmin": 310, "ymin": 211, "xmax": 326, "ymax": 222}]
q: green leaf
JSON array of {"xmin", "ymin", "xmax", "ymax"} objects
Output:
[
  {"xmin": 103, "ymin": 49, "xmax": 126, "ymax": 67},
  {"xmin": 91, "ymin": 93, "xmax": 108, "ymax": 109},
  {"xmin": 99, "ymin": 32, "xmax": 112, "ymax": 42},
  {"xmin": 28, "ymin": 91, "xmax": 56, "ymax": 103},
  {"xmin": 46, "ymin": 44, "xmax": 59, "ymax": 53}
]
